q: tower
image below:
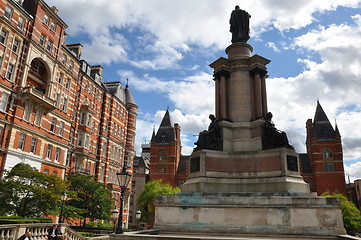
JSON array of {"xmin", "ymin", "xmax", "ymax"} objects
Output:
[
  {"xmin": 149, "ymin": 109, "xmax": 181, "ymax": 187},
  {"xmin": 301, "ymin": 101, "xmax": 346, "ymax": 195}
]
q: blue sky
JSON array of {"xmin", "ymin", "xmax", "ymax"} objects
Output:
[{"xmin": 47, "ymin": 0, "xmax": 361, "ymax": 180}]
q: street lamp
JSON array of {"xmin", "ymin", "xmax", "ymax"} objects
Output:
[
  {"xmin": 135, "ymin": 210, "xmax": 141, "ymax": 229},
  {"xmin": 115, "ymin": 165, "xmax": 132, "ymax": 234},
  {"xmin": 112, "ymin": 209, "xmax": 119, "ymax": 233},
  {"xmin": 136, "ymin": 210, "xmax": 141, "ymax": 221},
  {"xmin": 59, "ymin": 191, "xmax": 67, "ymax": 223}
]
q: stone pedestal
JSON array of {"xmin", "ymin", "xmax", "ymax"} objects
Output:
[
  {"xmin": 181, "ymin": 147, "xmax": 309, "ymax": 194},
  {"xmin": 154, "ymin": 193, "xmax": 346, "ymax": 236}
]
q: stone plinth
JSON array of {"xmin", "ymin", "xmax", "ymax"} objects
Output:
[
  {"xmin": 182, "ymin": 147, "xmax": 309, "ymax": 194},
  {"xmin": 154, "ymin": 193, "xmax": 346, "ymax": 237}
]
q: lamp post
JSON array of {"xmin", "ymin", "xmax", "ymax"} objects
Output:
[
  {"xmin": 115, "ymin": 165, "xmax": 132, "ymax": 234},
  {"xmin": 112, "ymin": 209, "xmax": 119, "ymax": 233},
  {"xmin": 135, "ymin": 210, "xmax": 141, "ymax": 229},
  {"xmin": 59, "ymin": 191, "xmax": 67, "ymax": 223}
]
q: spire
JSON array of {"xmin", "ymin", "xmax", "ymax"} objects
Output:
[
  {"xmin": 124, "ymin": 80, "xmax": 136, "ymax": 105},
  {"xmin": 151, "ymin": 126, "xmax": 156, "ymax": 142},
  {"xmin": 154, "ymin": 109, "xmax": 175, "ymax": 144},
  {"xmin": 312, "ymin": 101, "xmax": 337, "ymax": 140},
  {"xmin": 335, "ymin": 120, "xmax": 341, "ymax": 137}
]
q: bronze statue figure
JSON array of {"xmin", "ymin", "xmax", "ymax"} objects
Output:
[
  {"xmin": 229, "ymin": 5, "xmax": 251, "ymax": 43},
  {"xmin": 194, "ymin": 114, "xmax": 222, "ymax": 151},
  {"xmin": 262, "ymin": 112, "xmax": 293, "ymax": 150}
]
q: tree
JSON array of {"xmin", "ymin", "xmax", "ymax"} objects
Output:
[
  {"xmin": 321, "ymin": 193, "xmax": 361, "ymax": 235},
  {"xmin": 0, "ymin": 163, "xmax": 67, "ymax": 217},
  {"xmin": 67, "ymin": 173, "xmax": 113, "ymax": 225},
  {"xmin": 138, "ymin": 180, "xmax": 180, "ymax": 224}
]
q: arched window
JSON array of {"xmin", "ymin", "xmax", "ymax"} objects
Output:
[
  {"xmin": 158, "ymin": 151, "xmax": 167, "ymax": 173},
  {"xmin": 323, "ymin": 148, "xmax": 334, "ymax": 172},
  {"xmin": 44, "ymin": 169, "xmax": 49, "ymax": 174}
]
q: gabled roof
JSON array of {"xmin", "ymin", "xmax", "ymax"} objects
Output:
[
  {"xmin": 311, "ymin": 101, "xmax": 337, "ymax": 140},
  {"xmin": 153, "ymin": 110, "xmax": 175, "ymax": 144}
]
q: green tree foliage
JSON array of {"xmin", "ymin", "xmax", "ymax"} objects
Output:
[
  {"xmin": 67, "ymin": 173, "xmax": 113, "ymax": 225},
  {"xmin": 0, "ymin": 164, "xmax": 67, "ymax": 217},
  {"xmin": 321, "ymin": 193, "xmax": 361, "ymax": 235},
  {"xmin": 138, "ymin": 180, "xmax": 180, "ymax": 223}
]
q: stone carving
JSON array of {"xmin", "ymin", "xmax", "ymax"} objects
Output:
[
  {"xmin": 262, "ymin": 112, "xmax": 293, "ymax": 149},
  {"xmin": 229, "ymin": 6, "xmax": 251, "ymax": 43},
  {"xmin": 194, "ymin": 114, "xmax": 222, "ymax": 151}
]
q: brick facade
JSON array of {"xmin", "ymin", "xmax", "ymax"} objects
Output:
[
  {"xmin": 300, "ymin": 101, "xmax": 346, "ymax": 196},
  {"xmin": 0, "ymin": 0, "xmax": 137, "ymax": 227}
]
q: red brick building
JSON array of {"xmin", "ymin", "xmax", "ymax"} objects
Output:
[
  {"xmin": 0, "ymin": 0, "xmax": 137, "ymax": 226},
  {"xmin": 149, "ymin": 110, "xmax": 189, "ymax": 187},
  {"xmin": 300, "ymin": 101, "xmax": 346, "ymax": 196}
]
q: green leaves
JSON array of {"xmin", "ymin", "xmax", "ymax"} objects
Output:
[
  {"xmin": 0, "ymin": 164, "xmax": 67, "ymax": 218},
  {"xmin": 138, "ymin": 180, "xmax": 180, "ymax": 223}
]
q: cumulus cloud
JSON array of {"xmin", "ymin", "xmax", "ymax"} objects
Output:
[{"xmin": 46, "ymin": 0, "xmax": 361, "ymax": 175}]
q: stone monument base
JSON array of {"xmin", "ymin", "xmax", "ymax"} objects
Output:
[
  {"xmin": 154, "ymin": 192, "xmax": 346, "ymax": 237},
  {"xmin": 182, "ymin": 148, "xmax": 310, "ymax": 194}
]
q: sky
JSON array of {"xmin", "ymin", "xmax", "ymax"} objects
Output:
[{"xmin": 46, "ymin": 0, "xmax": 361, "ymax": 181}]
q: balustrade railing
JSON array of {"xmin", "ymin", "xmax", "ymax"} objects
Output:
[{"xmin": 0, "ymin": 223, "xmax": 109, "ymax": 240}]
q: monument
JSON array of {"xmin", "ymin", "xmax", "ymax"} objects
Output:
[{"xmin": 153, "ymin": 6, "xmax": 346, "ymax": 238}]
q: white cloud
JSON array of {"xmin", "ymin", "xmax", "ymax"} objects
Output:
[
  {"xmin": 48, "ymin": 0, "xmax": 361, "ymax": 68},
  {"xmin": 266, "ymin": 42, "xmax": 281, "ymax": 52}
]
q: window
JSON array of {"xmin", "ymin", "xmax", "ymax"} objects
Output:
[
  {"xmin": 65, "ymin": 78, "xmax": 71, "ymax": 88},
  {"xmin": 58, "ymin": 121, "xmax": 64, "ymax": 136},
  {"xmin": 43, "ymin": 15, "xmax": 49, "ymax": 25},
  {"xmin": 50, "ymin": 117, "xmax": 57, "ymax": 133},
  {"xmin": 47, "ymin": 39, "xmax": 53, "ymax": 52},
  {"xmin": 0, "ymin": 92, "xmax": 9, "ymax": 111},
  {"xmin": 6, "ymin": 64, "xmax": 15, "ymax": 80},
  {"xmin": 18, "ymin": 133, "xmax": 26, "ymax": 150},
  {"xmin": 61, "ymin": 54, "xmax": 67, "ymax": 64},
  {"xmin": 23, "ymin": 103, "xmax": 32, "ymax": 121},
  {"xmin": 58, "ymin": 72, "xmax": 64, "ymax": 84},
  {"xmin": 0, "ymin": 29, "xmax": 8, "ymax": 44},
  {"xmin": 85, "ymin": 135, "xmax": 89, "ymax": 148},
  {"xmin": 44, "ymin": 169, "xmax": 49, "ymax": 174},
  {"xmin": 324, "ymin": 162, "xmax": 335, "ymax": 172},
  {"xmin": 55, "ymin": 93, "xmax": 60, "ymax": 108},
  {"xmin": 80, "ymin": 112, "xmax": 86, "ymax": 125},
  {"xmin": 35, "ymin": 109, "xmax": 42, "ymax": 125},
  {"xmin": 77, "ymin": 133, "xmax": 84, "ymax": 146},
  {"xmin": 158, "ymin": 151, "xmax": 167, "ymax": 173},
  {"xmin": 39, "ymin": 34, "xmax": 46, "ymax": 46},
  {"xmin": 55, "ymin": 147, "xmax": 61, "ymax": 162},
  {"xmin": 69, "ymin": 60, "xmax": 74, "ymax": 71},
  {"xmin": 17, "ymin": 17, "xmax": 25, "ymax": 30},
  {"xmin": 86, "ymin": 115, "xmax": 92, "ymax": 127},
  {"xmin": 12, "ymin": 38, "xmax": 20, "ymax": 53},
  {"xmin": 323, "ymin": 148, "xmax": 333, "ymax": 159},
  {"xmin": 61, "ymin": 98, "xmax": 68, "ymax": 112},
  {"xmin": 46, "ymin": 144, "xmax": 52, "ymax": 159},
  {"xmin": 50, "ymin": 22, "xmax": 56, "ymax": 32},
  {"xmin": 30, "ymin": 137, "xmax": 37, "ymax": 153},
  {"xmin": 4, "ymin": 5, "xmax": 13, "ymax": 20}
]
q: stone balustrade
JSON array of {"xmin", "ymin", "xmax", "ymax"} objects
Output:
[{"xmin": 0, "ymin": 223, "xmax": 110, "ymax": 240}]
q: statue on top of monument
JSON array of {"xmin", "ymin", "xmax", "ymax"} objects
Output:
[
  {"xmin": 194, "ymin": 114, "xmax": 222, "ymax": 151},
  {"xmin": 262, "ymin": 112, "xmax": 294, "ymax": 150},
  {"xmin": 229, "ymin": 5, "xmax": 251, "ymax": 43}
]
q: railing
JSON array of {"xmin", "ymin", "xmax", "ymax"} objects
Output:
[{"xmin": 0, "ymin": 223, "xmax": 109, "ymax": 240}]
